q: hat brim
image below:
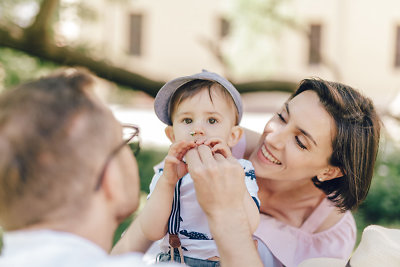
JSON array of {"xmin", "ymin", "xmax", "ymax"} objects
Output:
[
  {"xmin": 154, "ymin": 71, "xmax": 242, "ymax": 125},
  {"xmin": 154, "ymin": 77, "xmax": 195, "ymax": 125}
]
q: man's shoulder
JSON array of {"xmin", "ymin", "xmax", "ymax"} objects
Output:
[
  {"xmin": 1, "ymin": 230, "xmax": 181, "ymax": 267},
  {"xmin": 103, "ymin": 253, "xmax": 181, "ymax": 267}
]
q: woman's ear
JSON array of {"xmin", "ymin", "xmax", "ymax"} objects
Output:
[
  {"xmin": 227, "ymin": 126, "xmax": 244, "ymax": 148},
  {"xmin": 165, "ymin": 126, "xmax": 175, "ymax": 142},
  {"xmin": 317, "ymin": 166, "xmax": 343, "ymax": 182}
]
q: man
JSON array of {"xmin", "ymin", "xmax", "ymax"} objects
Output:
[{"xmin": 0, "ymin": 69, "xmax": 262, "ymax": 267}]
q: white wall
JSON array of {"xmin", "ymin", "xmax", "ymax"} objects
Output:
[
  {"xmin": 277, "ymin": 0, "xmax": 400, "ymax": 107},
  {"xmin": 74, "ymin": 0, "xmax": 400, "ymax": 107}
]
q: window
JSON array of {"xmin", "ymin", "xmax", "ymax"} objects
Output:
[
  {"xmin": 129, "ymin": 14, "xmax": 142, "ymax": 56},
  {"xmin": 219, "ymin": 17, "xmax": 230, "ymax": 39},
  {"xmin": 395, "ymin": 26, "xmax": 400, "ymax": 67},
  {"xmin": 308, "ymin": 24, "xmax": 322, "ymax": 65}
]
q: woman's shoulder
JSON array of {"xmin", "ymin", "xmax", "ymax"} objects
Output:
[
  {"xmin": 256, "ymin": 203, "xmax": 356, "ymax": 237},
  {"xmin": 255, "ymin": 206, "xmax": 356, "ymax": 266},
  {"xmin": 300, "ymin": 198, "xmax": 355, "ymax": 234},
  {"xmin": 314, "ymin": 207, "xmax": 349, "ymax": 233}
]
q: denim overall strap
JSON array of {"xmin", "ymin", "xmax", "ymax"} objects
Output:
[{"xmin": 168, "ymin": 178, "xmax": 185, "ymax": 263}]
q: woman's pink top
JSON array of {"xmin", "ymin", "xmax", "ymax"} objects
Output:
[
  {"xmin": 254, "ymin": 198, "xmax": 356, "ymax": 267},
  {"xmin": 233, "ymin": 135, "xmax": 357, "ymax": 267}
]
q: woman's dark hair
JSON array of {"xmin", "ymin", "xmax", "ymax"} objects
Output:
[{"xmin": 291, "ymin": 78, "xmax": 381, "ymax": 211}]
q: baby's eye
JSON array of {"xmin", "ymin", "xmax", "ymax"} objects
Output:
[
  {"xmin": 208, "ymin": 118, "xmax": 217, "ymax": 124},
  {"xmin": 183, "ymin": 118, "xmax": 192, "ymax": 124}
]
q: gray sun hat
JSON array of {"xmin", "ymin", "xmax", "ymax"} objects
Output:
[{"xmin": 154, "ymin": 70, "xmax": 242, "ymax": 125}]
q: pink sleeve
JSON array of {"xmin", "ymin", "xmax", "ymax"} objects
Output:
[{"xmin": 232, "ymin": 133, "xmax": 246, "ymax": 159}]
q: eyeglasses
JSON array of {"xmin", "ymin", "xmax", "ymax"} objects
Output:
[
  {"xmin": 122, "ymin": 124, "xmax": 141, "ymax": 156},
  {"xmin": 94, "ymin": 124, "xmax": 140, "ymax": 191}
]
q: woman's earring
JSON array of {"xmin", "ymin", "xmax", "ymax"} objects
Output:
[
  {"xmin": 318, "ymin": 177, "xmax": 324, "ymax": 182},
  {"xmin": 190, "ymin": 131, "xmax": 196, "ymax": 136}
]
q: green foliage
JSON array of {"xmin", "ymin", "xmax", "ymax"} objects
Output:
[
  {"xmin": 353, "ymin": 139, "xmax": 400, "ymax": 244},
  {"xmin": 135, "ymin": 146, "xmax": 168, "ymax": 193},
  {"xmin": 356, "ymin": 140, "xmax": 400, "ymax": 223},
  {"xmin": 0, "ymin": 47, "xmax": 59, "ymax": 89}
]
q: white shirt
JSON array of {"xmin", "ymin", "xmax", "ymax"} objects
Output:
[
  {"xmin": 149, "ymin": 159, "xmax": 260, "ymax": 260},
  {"xmin": 0, "ymin": 230, "xmax": 179, "ymax": 267}
]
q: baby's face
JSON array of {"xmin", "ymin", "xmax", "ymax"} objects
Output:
[{"xmin": 169, "ymin": 87, "xmax": 238, "ymax": 145}]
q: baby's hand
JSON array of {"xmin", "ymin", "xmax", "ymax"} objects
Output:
[
  {"xmin": 162, "ymin": 140, "xmax": 197, "ymax": 185},
  {"xmin": 204, "ymin": 138, "xmax": 232, "ymax": 158}
]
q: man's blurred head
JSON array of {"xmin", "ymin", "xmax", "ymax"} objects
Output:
[{"xmin": 0, "ymin": 68, "xmax": 140, "ymax": 230}]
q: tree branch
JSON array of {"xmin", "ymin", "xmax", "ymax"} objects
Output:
[
  {"xmin": 0, "ymin": 8, "xmax": 296, "ymax": 97},
  {"xmin": 24, "ymin": 0, "xmax": 60, "ymax": 48}
]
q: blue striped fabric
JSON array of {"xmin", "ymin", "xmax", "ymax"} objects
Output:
[{"xmin": 168, "ymin": 179, "xmax": 183, "ymax": 235}]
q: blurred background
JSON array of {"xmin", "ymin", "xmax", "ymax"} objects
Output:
[{"xmin": 0, "ymin": 0, "xmax": 399, "ymax": 247}]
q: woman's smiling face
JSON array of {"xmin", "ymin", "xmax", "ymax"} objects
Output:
[{"xmin": 249, "ymin": 90, "xmax": 337, "ymax": 182}]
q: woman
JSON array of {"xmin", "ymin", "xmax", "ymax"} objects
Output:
[
  {"xmin": 236, "ymin": 78, "xmax": 380, "ymax": 266},
  {"xmin": 113, "ymin": 78, "xmax": 381, "ymax": 267}
]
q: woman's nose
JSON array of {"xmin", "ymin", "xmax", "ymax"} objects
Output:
[{"xmin": 264, "ymin": 121, "xmax": 286, "ymax": 150}]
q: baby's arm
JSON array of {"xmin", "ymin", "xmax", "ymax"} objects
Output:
[
  {"xmin": 244, "ymin": 192, "xmax": 260, "ymax": 234},
  {"xmin": 242, "ymin": 162, "xmax": 260, "ymax": 234},
  {"xmin": 137, "ymin": 140, "xmax": 196, "ymax": 241}
]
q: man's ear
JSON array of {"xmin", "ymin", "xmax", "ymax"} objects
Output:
[
  {"xmin": 165, "ymin": 126, "xmax": 175, "ymax": 142},
  {"xmin": 99, "ymin": 163, "xmax": 121, "ymax": 201},
  {"xmin": 316, "ymin": 166, "xmax": 343, "ymax": 182},
  {"xmin": 227, "ymin": 125, "xmax": 243, "ymax": 148}
]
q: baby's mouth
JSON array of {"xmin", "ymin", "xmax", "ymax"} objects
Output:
[{"xmin": 261, "ymin": 145, "xmax": 282, "ymax": 165}]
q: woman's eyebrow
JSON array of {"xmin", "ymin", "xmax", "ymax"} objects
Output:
[{"xmin": 286, "ymin": 102, "xmax": 318, "ymax": 146}]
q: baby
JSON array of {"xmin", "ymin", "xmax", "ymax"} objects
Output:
[{"xmin": 137, "ymin": 70, "xmax": 260, "ymax": 266}]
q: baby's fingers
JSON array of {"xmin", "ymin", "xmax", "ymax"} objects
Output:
[
  {"xmin": 164, "ymin": 155, "xmax": 182, "ymax": 165},
  {"xmin": 211, "ymin": 143, "xmax": 232, "ymax": 158},
  {"xmin": 204, "ymin": 137, "xmax": 224, "ymax": 148},
  {"xmin": 169, "ymin": 140, "xmax": 196, "ymax": 160}
]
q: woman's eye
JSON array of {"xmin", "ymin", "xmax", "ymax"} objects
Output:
[
  {"xmin": 276, "ymin": 112, "xmax": 286, "ymax": 123},
  {"xmin": 208, "ymin": 118, "xmax": 217, "ymax": 124},
  {"xmin": 295, "ymin": 136, "xmax": 307, "ymax": 150},
  {"xmin": 183, "ymin": 118, "xmax": 192, "ymax": 124}
]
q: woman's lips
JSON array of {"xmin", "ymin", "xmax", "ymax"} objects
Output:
[{"xmin": 260, "ymin": 145, "xmax": 282, "ymax": 165}]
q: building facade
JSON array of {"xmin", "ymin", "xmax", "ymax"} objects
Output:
[{"xmin": 70, "ymin": 0, "xmax": 400, "ymax": 107}]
